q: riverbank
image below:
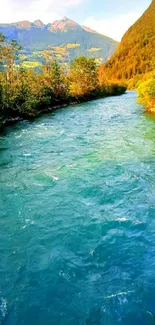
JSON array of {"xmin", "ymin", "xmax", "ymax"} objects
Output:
[
  {"xmin": 0, "ymin": 39, "xmax": 126, "ymax": 131},
  {"xmin": 0, "ymin": 86, "xmax": 126, "ymax": 131}
]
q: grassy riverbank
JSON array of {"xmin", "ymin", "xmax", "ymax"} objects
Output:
[{"xmin": 0, "ymin": 82, "xmax": 126, "ymax": 129}]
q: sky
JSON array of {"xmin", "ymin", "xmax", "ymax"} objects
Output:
[{"xmin": 0, "ymin": 0, "xmax": 152, "ymax": 41}]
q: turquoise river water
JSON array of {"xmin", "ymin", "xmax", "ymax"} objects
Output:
[{"xmin": 1, "ymin": 91, "xmax": 155, "ymax": 325}]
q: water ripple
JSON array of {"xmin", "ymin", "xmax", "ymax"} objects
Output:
[{"xmin": 1, "ymin": 92, "xmax": 155, "ymax": 324}]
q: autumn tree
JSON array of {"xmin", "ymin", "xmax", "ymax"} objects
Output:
[
  {"xmin": 0, "ymin": 33, "xmax": 126, "ymax": 127},
  {"xmin": 138, "ymin": 72, "xmax": 155, "ymax": 111},
  {"xmin": 69, "ymin": 56, "xmax": 98, "ymax": 98}
]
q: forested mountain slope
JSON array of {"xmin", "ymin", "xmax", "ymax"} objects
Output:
[{"xmin": 99, "ymin": 0, "xmax": 155, "ymax": 81}]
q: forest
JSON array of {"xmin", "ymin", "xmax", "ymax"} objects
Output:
[
  {"xmin": 99, "ymin": 0, "xmax": 155, "ymax": 82},
  {"xmin": 98, "ymin": 0, "xmax": 155, "ymax": 111},
  {"xmin": 0, "ymin": 33, "xmax": 126, "ymax": 128}
]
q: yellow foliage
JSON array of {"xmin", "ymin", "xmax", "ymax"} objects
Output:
[
  {"xmin": 66, "ymin": 44, "xmax": 80, "ymax": 49},
  {"xmin": 22, "ymin": 61, "xmax": 41, "ymax": 68},
  {"xmin": 138, "ymin": 72, "xmax": 155, "ymax": 112},
  {"xmin": 88, "ymin": 48, "xmax": 101, "ymax": 52}
]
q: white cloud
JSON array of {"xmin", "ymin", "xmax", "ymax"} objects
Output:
[
  {"xmin": 84, "ymin": 12, "xmax": 141, "ymax": 41},
  {"xmin": 30, "ymin": 0, "xmax": 83, "ymax": 12},
  {"xmin": 0, "ymin": 0, "xmax": 84, "ymax": 23}
]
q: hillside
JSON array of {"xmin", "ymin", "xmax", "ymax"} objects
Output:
[
  {"xmin": 99, "ymin": 0, "xmax": 155, "ymax": 81},
  {"xmin": 0, "ymin": 17, "xmax": 118, "ymax": 65}
]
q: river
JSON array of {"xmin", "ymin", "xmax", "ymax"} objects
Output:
[{"xmin": 1, "ymin": 91, "xmax": 155, "ymax": 325}]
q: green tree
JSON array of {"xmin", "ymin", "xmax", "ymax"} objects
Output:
[
  {"xmin": 0, "ymin": 35, "xmax": 126, "ymax": 128},
  {"xmin": 69, "ymin": 56, "xmax": 98, "ymax": 98}
]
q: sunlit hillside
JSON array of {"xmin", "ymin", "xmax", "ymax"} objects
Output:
[{"xmin": 99, "ymin": 0, "xmax": 155, "ymax": 82}]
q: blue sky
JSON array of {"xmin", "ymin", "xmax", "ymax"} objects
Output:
[{"xmin": 0, "ymin": 0, "xmax": 152, "ymax": 40}]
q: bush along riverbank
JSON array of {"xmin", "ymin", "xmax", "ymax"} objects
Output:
[
  {"xmin": 0, "ymin": 35, "xmax": 126, "ymax": 129},
  {"xmin": 137, "ymin": 72, "xmax": 155, "ymax": 112}
]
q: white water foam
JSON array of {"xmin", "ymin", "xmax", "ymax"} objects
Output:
[
  {"xmin": 0, "ymin": 298, "xmax": 7, "ymax": 319},
  {"xmin": 104, "ymin": 290, "xmax": 135, "ymax": 300}
]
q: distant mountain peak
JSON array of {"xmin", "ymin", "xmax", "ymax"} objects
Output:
[
  {"xmin": 62, "ymin": 16, "xmax": 69, "ymax": 21},
  {"xmin": 33, "ymin": 20, "xmax": 44, "ymax": 28},
  {"xmin": 48, "ymin": 17, "xmax": 82, "ymax": 32},
  {"xmin": 13, "ymin": 20, "xmax": 31, "ymax": 29}
]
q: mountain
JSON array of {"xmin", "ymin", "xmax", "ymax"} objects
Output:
[
  {"xmin": 81, "ymin": 26, "xmax": 97, "ymax": 34},
  {"xmin": 0, "ymin": 17, "xmax": 118, "ymax": 66},
  {"xmin": 47, "ymin": 17, "xmax": 83, "ymax": 32},
  {"xmin": 33, "ymin": 20, "xmax": 45, "ymax": 28},
  {"xmin": 99, "ymin": 0, "xmax": 155, "ymax": 81}
]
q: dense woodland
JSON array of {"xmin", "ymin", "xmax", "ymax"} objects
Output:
[
  {"xmin": 99, "ymin": 0, "xmax": 155, "ymax": 84},
  {"xmin": 98, "ymin": 0, "xmax": 155, "ymax": 111},
  {"xmin": 0, "ymin": 33, "xmax": 126, "ymax": 127}
]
